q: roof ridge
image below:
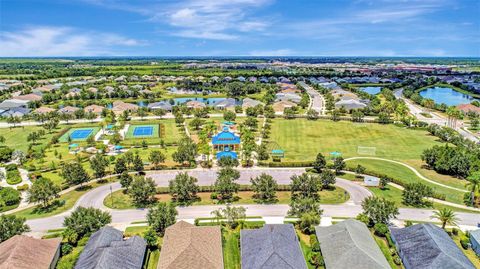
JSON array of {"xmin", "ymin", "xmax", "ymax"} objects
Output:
[{"xmin": 423, "ymin": 225, "xmax": 469, "ymax": 267}]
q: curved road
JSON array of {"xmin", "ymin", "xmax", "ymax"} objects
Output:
[
  {"xmin": 26, "ymin": 168, "xmax": 371, "ymax": 232},
  {"xmin": 25, "ymin": 167, "xmax": 480, "ymax": 232}
]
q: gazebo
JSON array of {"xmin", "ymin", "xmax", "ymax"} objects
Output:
[{"xmin": 216, "ymin": 146, "xmax": 238, "ymax": 160}]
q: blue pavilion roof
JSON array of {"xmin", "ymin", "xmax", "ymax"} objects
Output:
[
  {"xmin": 212, "ymin": 131, "xmax": 240, "ymax": 145},
  {"xmin": 217, "ymin": 151, "xmax": 238, "ymax": 160}
]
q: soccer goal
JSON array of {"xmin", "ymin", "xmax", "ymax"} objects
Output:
[{"xmin": 357, "ymin": 146, "xmax": 376, "ymax": 156}]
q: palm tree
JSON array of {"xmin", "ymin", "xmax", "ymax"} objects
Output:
[
  {"xmin": 432, "ymin": 208, "xmax": 458, "ymax": 229},
  {"xmin": 466, "ymin": 172, "xmax": 480, "ymax": 206}
]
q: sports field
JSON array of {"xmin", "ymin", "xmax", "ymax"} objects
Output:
[
  {"xmin": 125, "ymin": 124, "xmax": 159, "ymax": 139},
  {"xmin": 59, "ymin": 127, "xmax": 100, "ymax": 142},
  {"xmin": 269, "ymin": 119, "xmax": 443, "ymax": 161}
]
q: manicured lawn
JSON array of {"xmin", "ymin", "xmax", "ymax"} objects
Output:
[
  {"xmin": 403, "ymin": 159, "xmax": 468, "ymax": 190},
  {"xmin": 145, "ymin": 249, "xmax": 160, "ymax": 269},
  {"xmin": 451, "ymin": 231, "xmax": 480, "ymax": 268},
  {"xmin": 124, "ymin": 225, "xmax": 149, "ymax": 237},
  {"xmin": 269, "ymin": 119, "xmax": 442, "ymax": 162},
  {"xmin": 13, "ymin": 178, "xmax": 115, "ymax": 220},
  {"xmin": 346, "ymin": 159, "xmax": 466, "ymax": 205},
  {"xmin": 223, "ymin": 228, "xmax": 241, "ymax": 269},
  {"xmin": 372, "ymin": 231, "xmax": 404, "ymax": 269},
  {"xmin": 123, "ymin": 119, "xmax": 180, "ymax": 145},
  {"xmin": 0, "ymin": 125, "xmax": 62, "ymax": 152},
  {"xmin": 104, "ymin": 188, "xmax": 350, "ymax": 209}
]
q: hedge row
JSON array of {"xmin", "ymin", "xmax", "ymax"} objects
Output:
[
  {"xmin": 156, "ymin": 184, "xmax": 292, "ymax": 194},
  {"xmin": 258, "ymin": 161, "xmax": 313, "ymax": 167}
]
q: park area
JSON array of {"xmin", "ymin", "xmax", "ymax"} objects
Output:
[
  {"xmin": 59, "ymin": 127, "xmax": 100, "ymax": 142},
  {"xmin": 269, "ymin": 119, "xmax": 442, "ymax": 162}
]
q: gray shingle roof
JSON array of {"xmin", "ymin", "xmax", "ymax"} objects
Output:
[
  {"xmin": 315, "ymin": 219, "xmax": 390, "ymax": 269},
  {"xmin": 240, "ymin": 224, "xmax": 307, "ymax": 269},
  {"xmin": 390, "ymin": 223, "xmax": 475, "ymax": 269},
  {"xmin": 75, "ymin": 226, "xmax": 146, "ymax": 269}
]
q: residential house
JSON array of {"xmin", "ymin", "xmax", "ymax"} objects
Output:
[
  {"xmin": 315, "ymin": 219, "xmax": 390, "ymax": 269},
  {"xmin": 213, "ymin": 98, "xmax": 236, "ymax": 110},
  {"xmin": 75, "ymin": 226, "xmax": 146, "ymax": 269},
  {"xmin": 84, "ymin": 104, "xmax": 104, "ymax": 115},
  {"xmin": 186, "ymin": 100, "xmax": 206, "ymax": 110},
  {"xmin": 0, "ymin": 107, "xmax": 30, "ymax": 117},
  {"xmin": 58, "ymin": 106, "xmax": 79, "ymax": 114},
  {"xmin": 241, "ymin": 224, "xmax": 307, "ymax": 269},
  {"xmin": 87, "ymin": 87, "xmax": 98, "ymax": 94},
  {"xmin": 457, "ymin": 104, "xmax": 480, "ymax": 114},
  {"xmin": 470, "ymin": 229, "xmax": 480, "ymax": 256},
  {"xmin": 389, "ymin": 223, "xmax": 475, "ymax": 269},
  {"xmin": 104, "ymin": 86, "xmax": 115, "ymax": 95},
  {"xmin": 158, "ymin": 221, "xmax": 224, "ymax": 269},
  {"xmin": 0, "ymin": 235, "xmax": 61, "ymax": 269},
  {"xmin": 272, "ymin": 100, "xmax": 296, "ymax": 113},
  {"xmin": 242, "ymin": 98, "xmax": 264, "ymax": 110},
  {"xmin": 112, "ymin": 101, "xmax": 139, "ymax": 115},
  {"xmin": 34, "ymin": 107, "xmax": 56, "ymax": 115},
  {"xmin": 0, "ymin": 99, "xmax": 30, "ymax": 117},
  {"xmin": 13, "ymin": 93, "xmax": 42, "ymax": 102},
  {"xmin": 147, "ymin": 101, "xmax": 172, "ymax": 112},
  {"xmin": 275, "ymin": 93, "xmax": 301, "ymax": 104},
  {"xmin": 335, "ymin": 99, "xmax": 367, "ymax": 111}
]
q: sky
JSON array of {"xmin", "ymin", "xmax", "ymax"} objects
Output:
[{"xmin": 1, "ymin": 0, "xmax": 479, "ymax": 57}]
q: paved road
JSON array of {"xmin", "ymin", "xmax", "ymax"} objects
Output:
[
  {"xmin": 299, "ymin": 82, "xmax": 325, "ymax": 115},
  {"xmin": 26, "ymin": 168, "xmax": 371, "ymax": 232}
]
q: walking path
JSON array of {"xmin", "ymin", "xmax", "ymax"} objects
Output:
[{"xmin": 345, "ymin": 156, "xmax": 468, "ymax": 193}]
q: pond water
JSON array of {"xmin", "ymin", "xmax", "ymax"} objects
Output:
[
  {"xmin": 359, "ymin": 87, "xmax": 382, "ymax": 95},
  {"xmin": 419, "ymin": 87, "xmax": 478, "ymax": 106},
  {"xmin": 172, "ymin": 97, "xmax": 242, "ymax": 106}
]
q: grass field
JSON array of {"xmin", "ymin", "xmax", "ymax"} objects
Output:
[
  {"xmin": 269, "ymin": 119, "xmax": 442, "ymax": 162},
  {"xmin": 125, "ymin": 124, "xmax": 159, "ymax": 139},
  {"xmin": 0, "ymin": 126, "xmax": 63, "ymax": 152},
  {"xmin": 346, "ymin": 159, "xmax": 466, "ymax": 204},
  {"xmin": 104, "ymin": 188, "xmax": 349, "ymax": 209},
  {"xmin": 59, "ymin": 127, "xmax": 100, "ymax": 142},
  {"xmin": 223, "ymin": 228, "xmax": 241, "ymax": 269}
]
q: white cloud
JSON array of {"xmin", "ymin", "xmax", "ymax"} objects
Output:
[
  {"xmin": 0, "ymin": 26, "xmax": 143, "ymax": 57},
  {"xmin": 249, "ymin": 49, "xmax": 295, "ymax": 56}
]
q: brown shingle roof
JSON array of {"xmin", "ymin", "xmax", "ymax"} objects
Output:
[
  {"xmin": 34, "ymin": 107, "xmax": 56, "ymax": 114},
  {"xmin": 457, "ymin": 104, "xmax": 480, "ymax": 114},
  {"xmin": 158, "ymin": 221, "xmax": 224, "ymax": 269},
  {"xmin": 84, "ymin": 104, "xmax": 104, "ymax": 114},
  {"xmin": 0, "ymin": 235, "xmax": 61, "ymax": 269},
  {"xmin": 13, "ymin": 93, "xmax": 42, "ymax": 102}
]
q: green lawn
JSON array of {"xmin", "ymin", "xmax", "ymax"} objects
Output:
[
  {"xmin": 104, "ymin": 188, "xmax": 349, "ymax": 209},
  {"xmin": 0, "ymin": 125, "xmax": 62, "ymax": 152},
  {"xmin": 223, "ymin": 228, "xmax": 241, "ymax": 269},
  {"xmin": 451, "ymin": 231, "xmax": 480, "ymax": 268},
  {"xmin": 269, "ymin": 119, "xmax": 442, "ymax": 162},
  {"xmin": 346, "ymin": 159, "xmax": 466, "ymax": 205},
  {"xmin": 372, "ymin": 231, "xmax": 404, "ymax": 269}
]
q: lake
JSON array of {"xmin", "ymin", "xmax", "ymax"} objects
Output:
[
  {"xmin": 419, "ymin": 87, "xmax": 478, "ymax": 106},
  {"xmin": 359, "ymin": 86, "xmax": 381, "ymax": 95}
]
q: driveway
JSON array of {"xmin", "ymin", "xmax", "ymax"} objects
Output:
[{"xmin": 299, "ymin": 82, "xmax": 325, "ymax": 114}]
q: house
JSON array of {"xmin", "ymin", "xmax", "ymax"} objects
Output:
[
  {"xmin": 213, "ymin": 98, "xmax": 236, "ymax": 110},
  {"xmin": 242, "ymin": 98, "xmax": 263, "ymax": 109},
  {"xmin": 12, "ymin": 93, "xmax": 42, "ymax": 102},
  {"xmin": 212, "ymin": 127, "xmax": 241, "ymax": 151},
  {"xmin": 0, "ymin": 99, "xmax": 29, "ymax": 110},
  {"xmin": 457, "ymin": 104, "xmax": 480, "ymax": 114},
  {"xmin": 335, "ymin": 99, "xmax": 367, "ymax": 111},
  {"xmin": 241, "ymin": 224, "xmax": 307, "ymax": 269},
  {"xmin": 34, "ymin": 107, "xmax": 56, "ymax": 114},
  {"xmin": 104, "ymin": 86, "xmax": 115, "ymax": 94},
  {"xmin": 148, "ymin": 101, "xmax": 172, "ymax": 112},
  {"xmin": 58, "ymin": 106, "xmax": 79, "ymax": 114},
  {"xmin": 87, "ymin": 87, "xmax": 98, "ymax": 94},
  {"xmin": 0, "ymin": 107, "xmax": 30, "ymax": 117},
  {"xmin": 158, "ymin": 221, "xmax": 224, "ymax": 269},
  {"xmin": 315, "ymin": 219, "xmax": 390, "ymax": 269},
  {"xmin": 84, "ymin": 104, "xmax": 104, "ymax": 115},
  {"xmin": 186, "ymin": 100, "xmax": 206, "ymax": 110},
  {"xmin": 75, "ymin": 226, "xmax": 146, "ymax": 269},
  {"xmin": 470, "ymin": 229, "xmax": 480, "ymax": 256},
  {"xmin": 112, "ymin": 101, "xmax": 139, "ymax": 115},
  {"xmin": 272, "ymin": 100, "xmax": 296, "ymax": 113},
  {"xmin": 0, "ymin": 99, "xmax": 30, "ymax": 117},
  {"xmin": 275, "ymin": 93, "xmax": 302, "ymax": 103},
  {"xmin": 389, "ymin": 223, "xmax": 475, "ymax": 269},
  {"xmin": 0, "ymin": 235, "xmax": 61, "ymax": 269}
]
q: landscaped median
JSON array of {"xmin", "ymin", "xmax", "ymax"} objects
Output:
[{"xmin": 103, "ymin": 185, "xmax": 350, "ymax": 209}]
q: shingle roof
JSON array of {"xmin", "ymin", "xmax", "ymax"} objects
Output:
[
  {"xmin": 315, "ymin": 219, "xmax": 390, "ymax": 269},
  {"xmin": 75, "ymin": 226, "xmax": 146, "ymax": 269},
  {"xmin": 0, "ymin": 235, "xmax": 61, "ymax": 269},
  {"xmin": 240, "ymin": 224, "xmax": 307, "ymax": 269},
  {"xmin": 390, "ymin": 223, "xmax": 475, "ymax": 269},
  {"xmin": 158, "ymin": 221, "xmax": 224, "ymax": 269}
]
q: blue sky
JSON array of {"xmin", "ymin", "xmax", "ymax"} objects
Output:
[{"xmin": 1, "ymin": 0, "xmax": 479, "ymax": 57}]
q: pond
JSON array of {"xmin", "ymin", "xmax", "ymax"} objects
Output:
[
  {"xmin": 172, "ymin": 97, "xmax": 242, "ymax": 106},
  {"xmin": 419, "ymin": 87, "xmax": 478, "ymax": 106},
  {"xmin": 359, "ymin": 86, "xmax": 381, "ymax": 95}
]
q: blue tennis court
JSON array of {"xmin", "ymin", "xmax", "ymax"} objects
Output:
[
  {"xmin": 70, "ymin": 129, "xmax": 94, "ymax": 139},
  {"xmin": 133, "ymin": 126, "xmax": 153, "ymax": 136}
]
